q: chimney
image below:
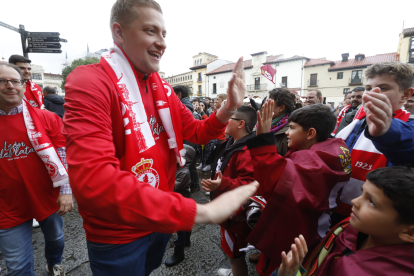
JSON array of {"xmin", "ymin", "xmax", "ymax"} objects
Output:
[{"xmin": 342, "ymin": 53, "xmax": 349, "ymax": 62}]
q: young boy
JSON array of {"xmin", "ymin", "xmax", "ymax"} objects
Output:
[
  {"xmin": 245, "ymin": 102, "xmax": 352, "ymax": 276},
  {"xmin": 201, "ymin": 105, "xmax": 257, "ymax": 276},
  {"xmin": 334, "ymin": 62, "xmax": 414, "ymax": 224},
  {"xmin": 275, "ymin": 166, "xmax": 414, "ymax": 276}
]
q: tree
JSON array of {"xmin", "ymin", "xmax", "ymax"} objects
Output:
[{"xmin": 61, "ymin": 57, "xmax": 99, "ymax": 90}]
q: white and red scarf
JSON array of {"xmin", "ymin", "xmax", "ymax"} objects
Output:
[
  {"xmin": 24, "ymin": 80, "xmax": 44, "ymax": 109},
  {"xmin": 335, "ymin": 107, "xmax": 410, "ymax": 212},
  {"xmin": 333, "ymin": 104, "xmax": 351, "ymax": 134},
  {"xmin": 100, "ymin": 44, "xmax": 185, "ymax": 191},
  {"xmin": 22, "ymin": 99, "xmax": 68, "ymax": 187}
]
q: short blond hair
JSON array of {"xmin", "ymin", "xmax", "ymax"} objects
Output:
[
  {"xmin": 365, "ymin": 62, "xmax": 414, "ymax": 91},
  {"xmin": 217, "ymin": 93, "xmax": 227, "ymax": 101},
  {"xmin": 110, "ymin": 0, "xmax": 162, "ymax": 30}
]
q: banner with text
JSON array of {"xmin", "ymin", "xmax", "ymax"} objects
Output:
[{"xmin": 260, "ymin": 64, "xmax": 276, "ymax": 84}]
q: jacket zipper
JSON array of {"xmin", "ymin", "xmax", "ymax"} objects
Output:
[{"xmin": 143, "ymin": 75, "xmax": 148, "ymax": 93}]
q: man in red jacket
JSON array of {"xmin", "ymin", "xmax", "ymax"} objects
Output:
[
  {"xmin": 62, "ymin": 0, "xmax": 257, "ymax": 275},
  {"xmin": 9, "ymin": 55, "xmax": 44, "ymax": 109}
]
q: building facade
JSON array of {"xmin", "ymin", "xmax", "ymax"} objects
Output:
[
  {"xmin": 303, "ymin": 52, "xmax": 399, "ymax": 107},
  {"xmin": 31, "ymin": 64, "xmax": 64, "ymax": 96},
  {"xmin": 398, "ymin": 27, "xmax": 414, "ymax": 64}
]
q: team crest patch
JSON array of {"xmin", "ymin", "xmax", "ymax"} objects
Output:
[
  {"xmin": 39, "ymin": 154, "xmax": 58, "ymax": 178},
  {"xmin": 131, "ymin": 158, "xmax": 160, "ymax": 188},
  {"xmin": 339, "ymin": 146, "xmax": 352, "ymax": 174}
]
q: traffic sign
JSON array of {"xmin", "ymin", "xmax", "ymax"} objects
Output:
[
  {"xmin": 28, "ymin": 36, "xmax": 60, "ymax": 42},
  {"xmin": 59, "ymin": 38, "xmax": 68, "ymax": 43},
  {"xmin": 27, "ymin": 32, "xmax": 60, "ymax": 36},
  {"xmin": 28, "ymin": 42, "xmax": 61, "ymax": 49},
  {"xmin": 27, "ymin": 49, "xmax": 62, "ymax": 54}
]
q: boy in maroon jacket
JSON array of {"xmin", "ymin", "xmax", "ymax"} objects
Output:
[
  {"xmin": 245, "ymin": 101, "xmax": 351, "ymax": 276},
  {"xmin": 275, "ymin": 166, "xmax": 414, "ymax": 276},
  {"xmin": 201, "ymin": 105, "xmax": 257, "ymax": 276}
]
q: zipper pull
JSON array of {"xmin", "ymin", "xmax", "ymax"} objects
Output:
[{"xmin": 143, "ymin": 75, "xmax": 148, "ymax": 93}]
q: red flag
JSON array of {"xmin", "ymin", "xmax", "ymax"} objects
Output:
[{"xmin": 260, "ymin": 64, "xmax": 277, "ymax": 84}]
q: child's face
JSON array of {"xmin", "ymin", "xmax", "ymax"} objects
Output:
[
  {"xmin": 365, "ymin": 74, "xmax": 409, "ymax": 112},
  {"xmin": 285, "ymin": 122, "xmax": 310, "ymax": 150},
  {"xmin": 350, "ymin": 180, "xmax": 404, "ymax": 239}
]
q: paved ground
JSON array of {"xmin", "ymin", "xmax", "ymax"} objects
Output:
[{"xmin": 0, "ymin": 170, "xmax": 260, "ymax": 276}]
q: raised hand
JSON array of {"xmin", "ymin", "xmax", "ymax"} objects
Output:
[
  {"xmin": 363, "ymin": 88, "xmax": 393, "ymax": 137},
  {"xmin": 225, "ymin": 57, "xmax": 246, "ymax": 111},
  {"xmin": 256, "ymin": 100, "xmax": 274, "ymax": 136},
  {"xmin": 201, "ymin": 171, "xmax": 222, "ymax": 192},
  {"xmin": 278, "ymin": 235, "xmax": 308, "ymax": 276}
]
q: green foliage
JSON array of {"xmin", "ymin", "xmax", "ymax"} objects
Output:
[{"xmin": 61, "ymin": 57, "xmax": 99, "ymax": 90}]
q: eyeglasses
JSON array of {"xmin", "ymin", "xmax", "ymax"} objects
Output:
[
  {"xmin": 229, "ymin": 117, "xmax": 252, "ymax": 134},
  {"xmin": 0, "ymin": 79, "xmax": 25, "ymax": 87}
]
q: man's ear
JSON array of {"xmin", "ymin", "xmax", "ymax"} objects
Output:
[
  {"xmin": 112, "ymin": 22, "xmax": 125, "ymax": 45},
  {"xmin": 307, "ymin": 128, "xmax": 317, "ymax": 140},
  {"xmin": 402, "ymin": 88, "xmax": 414, "ymax": 103},
  {"xmin": 399, "ymin": 225, "xmax": 414, "ymax": 243}
]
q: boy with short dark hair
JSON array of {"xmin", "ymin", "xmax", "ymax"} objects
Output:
[
  {"xmin": 275, "ymin": 166, "xmax": 414, "ymax": 276},
  {"xmin": 334, "ymin": 61, "xmax": 414, "ymax": 224},
  {"xmin": 201, "ymin": 105, "xmax": 257, "ymax": 276},
  {"xmin": 245, "ymin": 102, "xmax": 351, "ymax": 276}
]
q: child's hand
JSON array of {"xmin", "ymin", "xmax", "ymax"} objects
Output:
[
  {"xmin": 278, "ymin": 235, "xmax": 308, "ymax": 276},
  {"xmin": 256, "ymin": 100, "xmax": 274, "ymax": 136},
  {"xmin": 363, "ymin": 88, "xmax": 393, "ymax": 137},
  {"xmin": 201, "ymin": 171, "xmax": 222, "ymax": 192}
]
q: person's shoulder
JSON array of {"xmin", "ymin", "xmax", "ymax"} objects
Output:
[
  {"xmin": 33, "ymin": 108, "xmax": 61, "ymax": 124},
  {"xmin": 67, "ymin": 63, "xmax": 110, "ymax": 84}
]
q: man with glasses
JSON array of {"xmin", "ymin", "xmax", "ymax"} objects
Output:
[
  {"xmin": 304, "ymin": 89, "xmax": 322, "ymax": 106},
  {"xmin": 0, "ymin": 64, "xmax": 73, "ymax": 276},
  {"xmin": 9, "ymin": 55, "xmax": 44, "ymax": 109},
  {"xmin": 336, "ymin": 87, "xmax": 365, "ymax": 134}
]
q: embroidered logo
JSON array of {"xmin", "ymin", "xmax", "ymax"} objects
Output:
[
  {"xmin": 339, "ymin": 146, "xmax": 352, "ymax": 174},
  {"xmin": 131, "ymin": 158, "xmax": 160, "ymax": 188},
  {"xmin": 39, "ymin": 154, "xmax": 58, "ymax": 178},
  {"xmin": 152, "ymin": 83, "xmax": 158, "ymax": 90}
]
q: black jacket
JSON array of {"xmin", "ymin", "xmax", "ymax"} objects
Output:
[
  {"xmin": 44, "ymin": 94, "xmax": 65, "ymax": 118},
  {"xmin": 180, "ymin": 97, "xmax": 193, "ymax": 113}
]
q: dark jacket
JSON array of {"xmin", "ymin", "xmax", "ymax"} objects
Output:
[
  {"xmin": 180, "ymin": 97, "xmax": 193, "ymax": 113},
  {"xmin": 273, "ymin": 124, "xmax": 289, "ymax": 157},
  {"xmin": 336, "ymin": 108, "xmax": 358, "ymax": 134},
  {"xmin": 174, "ymin": 144, "xmax": 195, "ymax": 198},
  {"xmin": 44, "ymin": 94, "xmax": 65, "ymax": 118}
]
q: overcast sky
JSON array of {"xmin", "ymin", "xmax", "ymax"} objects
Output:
[{"xmin": 1, "ymin": 0, "xmax": 413, "ymax": 77}]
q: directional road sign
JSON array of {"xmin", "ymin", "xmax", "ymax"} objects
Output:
[
  {"xmin": 28, "ymin": 36, "xmax": 60, "ymax": 42},
  {"xmin": 27, "ymin": 49, "xmax": 62, "ymax": 54},
  {"xmin": 27, "ymin": 32, "xmax": 60, "ymax": 37},
  {"xmin": 28, "ymin": 42, "xmax": 61, "ymax": 49}
]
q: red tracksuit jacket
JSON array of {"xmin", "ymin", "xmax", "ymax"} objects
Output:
[{"xmin": 245, "ymin": 133, "xmax": 351, "ymax": 275}]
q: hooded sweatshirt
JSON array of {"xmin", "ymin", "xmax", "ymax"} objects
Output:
[{"xmin": 44, "ymin": 94, "xmax": 65, "ymax": 117}]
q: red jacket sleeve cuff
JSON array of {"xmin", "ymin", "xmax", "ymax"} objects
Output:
[{"xmin": 179, "ymin": 197, "xmax": 197, "ymax": 231}]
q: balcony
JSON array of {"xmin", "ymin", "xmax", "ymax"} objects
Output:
[
  {"xmin": 280, "ymin": 82, "xmax": 288, "ymax": 88},
  {"xmin": 247, "ymin": 84, "xmax": 267, "ymax": 91},
  {"xmin": 307, "ymin": 80, "xmax": 318, "ymax": 87},
  {"xmin": 349, "ymin": 77, "xmax": 363, "ymax": 86}
]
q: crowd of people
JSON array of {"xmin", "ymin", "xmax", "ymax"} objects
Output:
[{"xmin": 0, "ymin": 0, "xmax": 414, "ymax": 276}]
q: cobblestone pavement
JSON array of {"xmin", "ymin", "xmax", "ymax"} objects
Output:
[{"xmin": 0, "ymin": 171, "xmax": 260, "ymax": 276}]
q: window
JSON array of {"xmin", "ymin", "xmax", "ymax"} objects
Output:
[
  {"xmin": 337, "ymin": 72, "xmax": 343, "ymax": 79},
  {"xmin": 254, "ymin": 77, "xmax": 260, "ymax": 90},
  {"xmin": 281, "ymin": 76, "xmax": 287, "ymax": 87},
  {"xmin": 410, "ymin": 37, "xmax": 414, "ymax": 63},
  {"xmin": 198, "ymin": 85, "xmax": 202, "ymax": 94},
  {"xmin": 200, "ymin": 58, "xmax": 202, "ymax": 63},
  {"xmin": 32, "ymin": 73, "xmax": 42, "ymax": 80},
  {"xmin": 351, "ymin": 70, "xmax": 362, "ymax": 83},
  {"xmin": 356, "ymin": 56, "xmax": 363, "ymax": 61},
  {"xmin": 194, "ymin": 60, "xmax": 196, "ymax": 65},
  {"xmin": 213, "ymin": 76, "xmax": 216, "ymax": 79},
  {"xmin": 198, "ymin": 73, "xmax": 202, "ymax": 81},
  {"xmin": 213, "ymin": 83, "xmax": 217, "ymax": 94},
  {"xmin": 310, "ymin": 74, "xmax": 317, "ymax": 86},
  {"xmin": 343, "ymin": 88, "xmax": 350, "ymax": 94}
]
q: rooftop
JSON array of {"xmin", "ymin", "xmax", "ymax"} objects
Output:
[
  {"xmin": 328, "ymin": 52, "xmax": 399, "ymax": 71},
  {"xmin": 304, "ymin": 58, "xmax": 335, "ymax": 67},
  {"xmin": 189, "ymin": 59, "xmax": 218, "ymax": 70},
  {"xmin": 403, "ymin": 27, "xmax": 414, "ymax": 37},
  {"xmin": 264, "ymin": 55, "xmax": 308, "ymax": 64}
]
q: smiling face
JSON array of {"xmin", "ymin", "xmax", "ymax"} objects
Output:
[
  {"xmin": 304, "ymin": 91, "xmax": 321, "ymax": 106},
  {"xmin": 350, "ymin": 180, "xmax": 404, "ymax": 240},
  {"xmin": 113, "ymin": 6, "xmax": 166, "ymax": 75},
  {"xmin": 350, "ymin": 91, "xmax": 363, "ymax": 109},
  {"xmin": 365, "ymin": 74, "xmax": 410, "ymax": 112},
  {"xmin": 0, "ymin": 66, "xmax": 25, "ymax": 113}
]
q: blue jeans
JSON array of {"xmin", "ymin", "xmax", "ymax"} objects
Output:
[
  {"xmin": 0, "ymin": 213, "xmax": 64, "ymax": 276},
  {"xmin": 87, "ymin": 232, "xmax": 172, "ymax": 276}
]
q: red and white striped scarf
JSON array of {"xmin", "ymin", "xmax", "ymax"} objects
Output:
[
  {"xmin": 100, "ymin": 44, "xmax": 185, "ymax": 191},
  {"xmin": 22, "ymin": 99, "xmax": 68, "ymax": 187},
  {"xmin": 333, "ymin": 104, "xmax": 351, "ymax": 134},
  {"xmin": 24, "ymin": 80, "xmax": 44, "ymax": 109},
  {"xmin": 335, "ymin": 107, "xmax": 410, "ymax": 212}
]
